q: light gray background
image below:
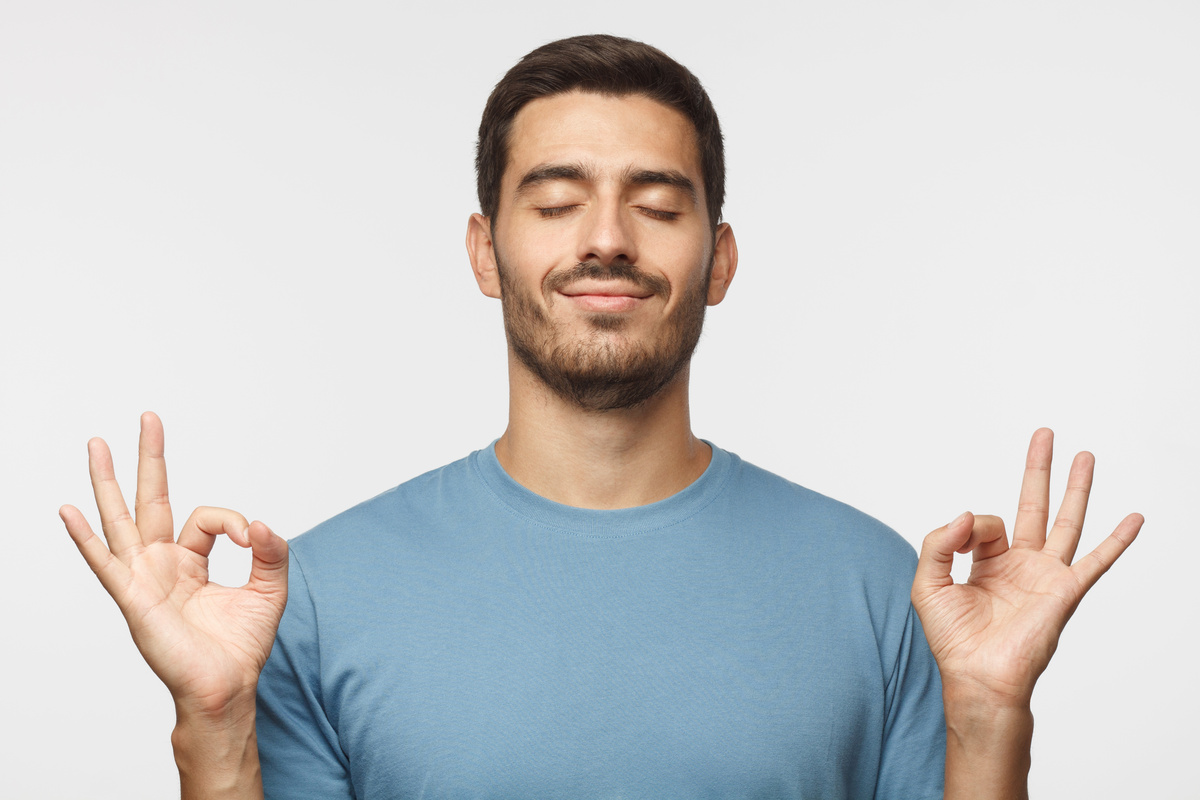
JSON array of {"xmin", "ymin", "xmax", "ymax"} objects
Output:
[{"xmin": 2, "ymin": 2, "xmax": 1196, "ymax": 797}]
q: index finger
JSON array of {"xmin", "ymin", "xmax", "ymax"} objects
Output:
[
  {"xmin": 1012, "ymin": 428, "xmax": 1053, "ymax": 549},
  {"xmin": 134, "ymin": 411, "xmax": 173, "ymax": 544}
]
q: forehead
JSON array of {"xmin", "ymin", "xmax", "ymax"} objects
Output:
[{"xmin": 503, "ymin": 91, "xmax": 702, "ymax": 188}]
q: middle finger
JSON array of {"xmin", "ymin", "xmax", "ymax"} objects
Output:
[
  {"xmin": 134, "ymin": 412, "xmax": 174, "ymax": 545},
  {"xmin": 1012, "ymin": 428, "xmax": 1053, "ymax": 549}
]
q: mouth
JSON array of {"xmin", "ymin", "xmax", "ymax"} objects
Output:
[
  {"xmin": 559, "ymin": 282, "xmax": 654, "ymax": 299},
  {"xmin": 561, "ymin": 294, "xmax": 645, "ymax": 313},
  {"xmin": 543, "ymin": 261, "xmax": 668, "ymax": 314},
  {"xmin": 557, "ymin": 282, "xmax": 655, "ymax": 313}
]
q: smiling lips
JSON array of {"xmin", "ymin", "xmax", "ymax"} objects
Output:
[{"xmin": 558, "ymin": 282, "xmax": 654, "ymax": 312}]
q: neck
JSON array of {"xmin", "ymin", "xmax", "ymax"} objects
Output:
[{"xmin": 495, "ymin": 359, "xmax": 711, "ymax": 510}]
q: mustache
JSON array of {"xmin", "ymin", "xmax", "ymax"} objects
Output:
[{"xmin": 543, "ymin": 261, "xmax": 670, "ymax": 298}]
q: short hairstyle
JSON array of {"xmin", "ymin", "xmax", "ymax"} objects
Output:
[{"xmin": 475, "ymin": 34, "xmax": 725, "ymax": 231}]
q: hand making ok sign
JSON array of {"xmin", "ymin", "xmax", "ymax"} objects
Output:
[
  {"xmin": 59, "ymin": 412, "xmax": 288, "ymax": 719},
  {"xmin": 912, "ymin": 427, "xmax": 1144, "ymax": 706}
]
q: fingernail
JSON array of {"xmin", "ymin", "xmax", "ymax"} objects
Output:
[{"xmin": 949, "ymin": 511, "xmax": 969, "ymax": 528}]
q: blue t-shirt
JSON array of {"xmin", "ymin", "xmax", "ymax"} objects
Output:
[{"xmin": 256, "ymin": 444, "xmax": 945, "ymax": 798}]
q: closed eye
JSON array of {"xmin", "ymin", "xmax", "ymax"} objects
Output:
[
  {"xmin": 637, "ymin": 207, "xmax": 679, "ymax": 221},
  {"xmin": 538, "ymin": 205, "xmax": 578, "ymax": 218}
]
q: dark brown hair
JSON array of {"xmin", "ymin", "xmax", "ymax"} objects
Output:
[{"xmin": 475, "ymin": 34, "xmax": 725, "ymax": 231}]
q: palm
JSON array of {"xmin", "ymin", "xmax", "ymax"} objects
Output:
[
  {"xmin": 120, "ymin": 543, "xmax": 283, "ymax": 701},
  {"xmin": 61, "ymin": 413, "xmax": 288, "ymax": 712},
  {"xmin": 911, "ymin": 429, "xmax": 1142, "ymax": 704},
  {"xmin": 922, "ymin": 547, "xmax": 1083, "ymax": 700}
]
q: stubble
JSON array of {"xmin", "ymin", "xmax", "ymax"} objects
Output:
[{"xmin": 498, "ymin": 257, "xmax": 709, "ymax": 412}]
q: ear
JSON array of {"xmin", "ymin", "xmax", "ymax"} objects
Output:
[
  {"xmin": 706, "ymin": 222, "xmax": 739, "ymax": 306},
  {"xmin": 466, "ymin": 213, "xmax": 502, "ymax": 299}
]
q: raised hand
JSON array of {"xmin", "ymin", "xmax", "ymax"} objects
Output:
[
  {"xmin": 911, "ymin": 428, "xmax": 1143, "ymax": 705},
  {"xmin": 60, "ymin": 412, "xmax": 288, "ymax": 718}
]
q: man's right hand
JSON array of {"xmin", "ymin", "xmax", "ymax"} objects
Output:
[{"xmin": 59, "ymin": 411, "xmax": 287, "ymax": 727}]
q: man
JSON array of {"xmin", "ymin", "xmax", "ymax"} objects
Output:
[{"xmin": 60, "ymin": 35, "xmax": 1142, "ymax": 799}]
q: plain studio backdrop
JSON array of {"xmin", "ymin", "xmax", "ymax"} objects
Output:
[{"xmin": 2, "ymin": 2, "xmax": 1196, "ymax": 798}]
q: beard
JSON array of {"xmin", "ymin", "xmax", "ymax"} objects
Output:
[{"xmin": 497, "ymin": 255, "xmax": 709, "ymax": 412}]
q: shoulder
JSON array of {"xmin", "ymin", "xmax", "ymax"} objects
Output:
[
  {"xmin": 713, "ymin": 449, "xmax": 923, "ymax": 659},
  {"xmin": 287, "ymin": 450, "xmax": 482, "ymax": 563},
  {"xmin": 720, "ymin": 449, "xmax": 918, "ymax": 570}
]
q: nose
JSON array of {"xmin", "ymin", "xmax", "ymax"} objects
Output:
[{"xmin": 578, "ymin": 199, "xmax": 638, "ymax": 266}]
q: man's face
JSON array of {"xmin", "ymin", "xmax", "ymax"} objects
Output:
[{"xmin": 473, "ymin": 91, "xmax": 734, "ymax": 411}]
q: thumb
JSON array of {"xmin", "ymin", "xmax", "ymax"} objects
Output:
[
  {"xmin": 912, "ymin": 511, "xmax": 974, "ymax": 602},
  {"xmin": 245, "ymin": 520, "xmax": 288, "ymax": 596}
]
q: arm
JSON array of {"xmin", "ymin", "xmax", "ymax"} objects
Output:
[
  {"xmin": 910, "ymin": 428, "xmax": 1142, "ymax": 799},
  {"xmin": 59, "ymin": 412, "xmax": 287, "ymax": 800}
]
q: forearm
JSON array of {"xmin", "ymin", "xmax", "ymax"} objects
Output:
[
  {"xmin": 942, "ymin": 686, "xmax": 1034, "ymax": 800},
  {"xmin": 171, "ymin": 698, "xmax": 264, "ymax": 800}
]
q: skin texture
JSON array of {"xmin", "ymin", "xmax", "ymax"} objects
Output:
[{"xmin": 63, "ymin": 91, "xmax": 1142, "ymax": 798}]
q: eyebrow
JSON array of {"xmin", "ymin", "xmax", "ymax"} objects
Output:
[
  {"xmin": 514, "ymin": 163, "xmax": 593, "ymax": 196},
  {"xmin": 514, "ymin": 162, "xmax": 699, "ymax": 206},
  {"xmin": 624, "ymin": 168, "xmax": 698, "ymax": 206}
]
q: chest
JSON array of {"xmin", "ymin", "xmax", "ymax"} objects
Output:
[{"xmin": 321, "ymin": 566, "xmax": 889, "ymax": 798}]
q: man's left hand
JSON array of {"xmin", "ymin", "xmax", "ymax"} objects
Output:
[{"xmin": 911, "ymin": 427, "xmax": 1143, "ymax": 707}]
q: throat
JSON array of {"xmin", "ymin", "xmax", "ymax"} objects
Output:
[{"xmin": 496, "ymin": 373, "xmax": 710, "ymax": 509}]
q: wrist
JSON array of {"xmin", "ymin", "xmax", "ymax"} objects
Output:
[
  {"xmin": 940, "ymin": 669, "xmax": 1035, "ymax": 713},
  {"xmin": 171, "ymin": 697, "xmax": 263, "ymax": 800},
  {"xmin": 942, "ymin": 680, "xmax": 1034, "ymax": 738},
  {"xmin": 944, "ymin": 696, "xmax": 1034, "ymax": 748},
  {"xmin": 942, "ymin": 684, "xmax": 1034, "ymax": 800},
  {"xmin": 173, "ymin": 678, "xmax": 259, "ymax": 722}
]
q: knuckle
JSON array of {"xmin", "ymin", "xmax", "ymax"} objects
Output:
[
  {"xmin": 1085, "ymin": 550, "xmax": 1111, "ymax": 573},
  {"xmin": 136, "ymin": 492, "xmax": 171, "ymax": 506},
  {"xmin": 187, "ymin": 505, "xmax": 248, "ymax": 531},
  {"xmin": 188, "ymin": 505, "xmax": 224, "ymax": 520}
]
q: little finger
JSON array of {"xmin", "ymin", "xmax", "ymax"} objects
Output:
[
  {"xmin": 1073, "ymin": 512, "xmax": 1144, "ymax": 591},
  {"xmin": 60, "ymin": 504, "xmax": 132, "ymax": 602}
]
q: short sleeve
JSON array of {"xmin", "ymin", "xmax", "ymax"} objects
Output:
[
  {"xmin": 875, "ymin": 604, "xmax": 946, "ymax": 800},
  {"xmin": 256, "ymin": 548, "xmax": 356, "ymax": 800}
]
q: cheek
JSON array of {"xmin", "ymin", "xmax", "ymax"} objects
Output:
[
  {"xmin": 665, "ymin": 243, "xmax": 713, "ymax": 301},
  {"xmin": 499, "ymin": 225, "xmax": 575, "ymax": 284},
  {"xmin": 496, "ymin": 230, "xmax": 571, "ymax": 296}
]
